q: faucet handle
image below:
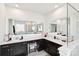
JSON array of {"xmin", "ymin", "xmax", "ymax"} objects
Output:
[{"xmin": 20, "ymin": 36, "xmax": 23, "ymax": 40}]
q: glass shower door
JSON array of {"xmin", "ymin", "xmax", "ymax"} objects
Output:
[{"xmin": 67, "ymin": 3, "xmax": 79, "ymax": 46}]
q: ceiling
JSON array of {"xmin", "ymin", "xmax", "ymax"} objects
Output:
[{"xmin": 5, "ymin": 3, "xmax": 65, "ymax": 14}]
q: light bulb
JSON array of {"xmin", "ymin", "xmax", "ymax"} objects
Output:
[
  {"xmin": 16, "ymin": 4, "xmax": 19, "ymax": 7},
  {"xmin": 55, "ymin": 5, "xmax": 58, "ymax": 8},
  {"xmin": 57, "ymin": 20, "xmax": 61, "ymax": 24}
]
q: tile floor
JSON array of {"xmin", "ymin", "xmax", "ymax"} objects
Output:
[{"xmin": 28, "ymin": 50, "xmax": 50, "ymax": 56}]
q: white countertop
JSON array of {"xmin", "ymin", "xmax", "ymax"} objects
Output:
[
  {"xmin": 0, "ymin": 34, "xmax": 67, "ymax": 46},
  {"xmin": 0, "ymin": 35, "xmax": 43, "ymax": 45},
  {"xmin": 44, "ymin": 37, "xmax": 67, "ymax": 45}
]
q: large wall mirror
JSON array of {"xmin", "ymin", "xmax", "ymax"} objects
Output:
[
  {"xmin": 50, "ymin": 18, "xmax": 68, "ymax": 36},
  {"xmin": 8, "ymin": 19, "xmax": 43, "ymax": 35},
  {"xmin": 50, "ymin": 24, "xmax": 57, "ymax": 32}
]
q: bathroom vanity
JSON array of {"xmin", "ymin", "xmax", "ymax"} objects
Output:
[
  {"xmin": 0, "ymin": 34, "xmax": 65, "ymax": 56},
  {"xmin": 1, "ymin": 31, "xmax": 75, "ymax": 56}
]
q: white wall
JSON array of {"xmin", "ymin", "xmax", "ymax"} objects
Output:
[{"xmin": 0, "ymin": 4, "xmax": 6, "ymax": 42}]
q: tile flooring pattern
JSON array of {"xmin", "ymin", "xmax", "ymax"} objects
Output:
[{"xmin": 28, "ymin": 50, "xmax": 50, "ymax": 56}]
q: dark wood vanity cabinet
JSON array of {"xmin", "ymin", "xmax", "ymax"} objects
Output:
[
  {"xmin": 37, "ymin": 39, "xmax": 46, "ymax": 51},
  {"xmin": 36, "ymin": 39, "xmax": 62, "ymax": 56},
  {"xmin": 44, "ymin": 40, "xmax": 62, "ymax": 56},
  {"xmin": 1, "ymin": 45, "xmax": 11, "ymax": 56},
  {"xmin": 0, "ymin": 39, "xmax": 62, "ymax": 56},
  {"xmin": 0, "ymin": 39, "xmax": 45, "ymax": 56},
  {"xmin": 10, "ymin": 42, "xmax": 28, "ymax": 56},
  {"xmin": 1, "ymin": 42, "xmax": 28, "ymax": 56}
]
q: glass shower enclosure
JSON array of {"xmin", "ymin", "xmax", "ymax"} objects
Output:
[{"xmin": 67, "ymin": 3, "xmax": 79, "ymax": 46}]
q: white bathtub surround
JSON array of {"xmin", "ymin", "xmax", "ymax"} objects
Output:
[
  {"xmin": 58, "ymin": 39, "xmax": 79, "ymax": 56},
  {"xmin": 70, "ymin": 43, "xmax": 79, "ymax": 56}
]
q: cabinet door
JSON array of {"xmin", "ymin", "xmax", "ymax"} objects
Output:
[
  {"xmin": 44, "ymin": 40, "xmax": 61, "ymax": 56},
  {"xmin": 10, "ymin": 43, "xmax": 28, "ymax": 56},
  {"xmin": 37, "ymin": 39, "xmax": 45, "ymax": 51},
  {"xmin": 1, "ymin": 45, "xmax": 10, "ymax": 56}
]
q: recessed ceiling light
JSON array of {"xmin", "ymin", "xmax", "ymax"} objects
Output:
[
  {"xmin": 55, "ymin": 5, "xmax": 58, "ymax": 8},
  {"xmin": 57, "ymin": 20, "xmax": 61, "ymax": 24},
  {"xmin": 16, "ymin": 4, "xmax": 19, "ymax": 7}
]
